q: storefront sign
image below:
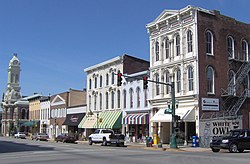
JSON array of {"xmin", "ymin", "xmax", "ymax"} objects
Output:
[{"xmin": 202, "ymin": 98, "xmax": 219, "ymax": 111}]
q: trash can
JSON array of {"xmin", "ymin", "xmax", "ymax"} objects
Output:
[
  {"xmin": 192, "ymin": 136, "xmax": 199, "ymax": 147},
  {"xmin": 153, "ymin": 134, "xmax": 159, "ymax": 145}
]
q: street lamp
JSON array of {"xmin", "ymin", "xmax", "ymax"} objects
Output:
[
  {"xmin": 54, "ymin": 118, "xmax": 57, "ymax": 141},
  {"xmin": 170, "ymin": 82, "xmax": 177, "ymax": 148}
]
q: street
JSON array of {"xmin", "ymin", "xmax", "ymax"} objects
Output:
[{"xmin": 0, "ymin": 137, "xmax": 250, "ymax": 164}]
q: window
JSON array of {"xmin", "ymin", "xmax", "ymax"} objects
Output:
[
  {"xmin": 155, "ymin": 74, "xmax": 160, "ymax": 95},
  {"xmin": 207, "ymin": 66, "xmax": 214, "ymax": 93},
  {"xmin": 165, "ymin": 38, "xmax": 170, "ymax": 59},
  {"xmin": 242, "ymin": 40, "xmax": 248, "ymax": 61},
  {"xmin": 89, "ymin": 95, "xmax": 91, "ymax": 110},
  {"xmin": 155, "ymin": 41, "xmax": 159, "ymax": 61},
  {"xmin": 111, "ymin": 91, "xmax": 115, "ymax": 109},
  {"xmin": 105, "ymin": 92, "xmax": 109, "ymax": 109},
  {"xmin": 106, "ymin": 73, "xmax": 109, "ymax": 86},
  {"xmin": 99, "ymin": 93, "xmax": 102, "ymax": 110},
  {"xmin": 165, "ymin": 71, "xmax": 170, "ymax": 94},
  {"xmin": 187, "ymin": 30, "xmax": 193, "ymax": 53},
  {"xmin": 228, "ymin": 70, "xmax": 235, "ymax": 95},
  {"xmin": 136, "ymin": 87, "xmax": 140, "ymax": 108},
  {"xmin": 117, "ymin": 90, "xmax": 121, "ymax": 108},
  {"xmin": 206, "ymin": 31, "xmax": 213, "ymax": 54},
  {"xmin": 123, "ymin": 90, "xmax": 127, "ymax": 108},
  {"xmin": 94, "ymin": 94, "xmax": 97, "ymax": 110},
  {"xmin": 129, "ymin": 88, "xmax": 133, "ymax": 108},
  {"xmin": 89, "ymin": 79, "xmax": 92, "ymax": 90},
  {"xmin": 176, "ymin": 69, "xmax": 181, "ymax": 93},
  {"xmin": 176, "ymin": 34, "xmax": 180, "ymax": 56},
  {"xmin": 15, "ymin": 74, "xmax": 19, "ymax": 83},
  {"xmin": 95, "ymin": 77, "xmax": 97, "ymax": 88},
  {"xmin": 227, "ymin": 36, "xmax": 234, "ymax": 58},
  {"xmin": 11, "ymin": 73, "xmax": 14, "ymax": 83},
  {"xmin": 188, "ymin": 66, "xmax": 194, "ymax": 91},
  {"xmin": 100, "ymin": 76, "xmax": 103, "ymax": 87},
  {"xmin": 144, "ymin": 90, "xmax": 148, "ymax": 107},
  {"xmin": 112, "ymin": 72, "xmax": 115, "ymax": 84}
]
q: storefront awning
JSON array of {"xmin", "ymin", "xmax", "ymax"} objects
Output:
[
  {"xmin": 150, "ymin": 107, "xmax": 195, "ymax": 122},
  {"xmin": 93, "ymin": 111, "xmax": 122, "ymax": 129},
  {"xmin": 78, "ymin": 115, "xmax": 97, "ymax": 129},
  {"xmin": 63, "ymin": 113, "xmax": 85, "ymax": 126},
  {"xmin": 122, "ymin": 113, "xmax": 149, "ymax": 125}
]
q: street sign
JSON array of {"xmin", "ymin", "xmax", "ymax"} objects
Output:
[{"xmin": 164, "ymin": 108, "xmax": 172, "ymax": 114}]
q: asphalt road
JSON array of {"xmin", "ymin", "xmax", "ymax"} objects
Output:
[{"xmin": 1, "ymin": 137, "xmax": 250, "ymax": 164}]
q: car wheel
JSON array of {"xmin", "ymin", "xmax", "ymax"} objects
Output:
[
  {"xmin": 229, "ymin": 143, "xmax": 238, "ymax": 153},
  {"xmin": 89, "ymin": 138, "xmax": 93, "ymax": 145},
  {"xmin": 102, "ymin": 138, "xmax": 107, "ymax": 146},
  {"xmin": 211, "ymin": 148, "xmax": 220, "ymax": 152}
]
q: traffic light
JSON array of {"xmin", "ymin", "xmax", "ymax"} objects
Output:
[
  {"xmin": 117, "ymin": 71, "xmax": 122, "ymax": 86},
  {"xmin": 174, "ymin": 115, "xmax": 181, "ymax": 121},
  {"xmin": 143, "ymin": 76, "xmax": 148, "ymax": 89}
]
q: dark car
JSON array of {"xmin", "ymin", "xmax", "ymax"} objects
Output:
[
  {"xmin": 210, "ymin": 129, "xmax": 250, "ymax": 153},
  {"xmin": 32, "ymin": 133, "xmax": 49, "ymax": 141},
  {"xmin": 55, "ymin": 133, "xmax": 77, "ymax": 143}
]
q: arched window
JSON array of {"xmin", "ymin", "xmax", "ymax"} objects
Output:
[
  {"xmin": 155, "ymin": 74, "xmax": 160, "ymax": 95},
  {"xmin": 89, "ymin": 79, "xmax": 92, "ymax": 90},
  {"xmin": 89, "ymin": 95, "xmax": 91, "ymax": 110},
  {"xmin": 106, "ymin": 73, "xmax": 109, "ymax": 86},
  {"xmin": 129, "ymin": 88, "xmax": 133, "ymax": 108},
  {"xmin": 136, "ymin": 87, "xmax": 140, "ymax": 108},
  {"xmin": 165, "ymin": 71, "xmax": 170, "ymax": 94},
  {"xmin": 227, "ymin": 36, "xmax": 234, "ymax": 58},
  {"xmin": 11, "ymin": 73, "xmax": 14, "ymax": 83},
  {"xmin": 187, "ymin": 30, "xmax": 193, "ymax": 53},
  {"xmin": 100, "ymin": 75, "xmax": 103, "ymax": 88},
  {"xmin": 112, "ymin": 72, "xmax": 115, "ymax": 84},
  {"xmin": 111, "ymin": 91, "xmax": 115, "ymax": 109},
  {"xmin": 176, "ymin": 69, "xmax": 181, "ymax": 93},
  {"xmin": 165, "ymin": 38, "xmax": 170, "ymax": 59},
  {"xmin": 15, "ymin": 74, "xmax": 19, "ymax": 83},
  {"xmin": 175, "ymin": 34, "xmax": 180, "ymax": 56},
  {"xmin": 99, "ymin": 93, "xmax": 102, "ymax": 110},
  {"xmin": 105, "ymin": 92, "xmax": 109, "ymax": 109},
  {"xmin": 207, "ymin": 66, "xmax": 214, "ymax": 93},
  {"xmin": 94, "ymin": 94, "xmax": 97, "ymax": 110},
  {"xmin": 117, "ymin": 90, "xmax": 121, "ymax": 108},
  {"xmin": 94, "ymin": 77, "xmax": 97, "ymax": 88},
  {"xmin": 228, "ymin": 70, "xmax": 235, "ymax": 95},
  {"xmin": 206, "ymin": 31, "xmax": 213, "ymax": 54},
  {"xmin": 123, "ymin": 90, "xmax": 127, "ymax": 108},
  {"xmin": 188, "ymin": 66, "xmax": 194, "ymax": 91},
  {"xmin": 242, "ymin": 40, "xmax": 248, "ymax": 61},
  {"xmin": 155, "ymin": 41, "xmax": 159, "ymax": 61}
]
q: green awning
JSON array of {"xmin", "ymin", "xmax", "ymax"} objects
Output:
[{"xmin": 93, "ymin": 111, "xmax": 122, "ymax": 129}]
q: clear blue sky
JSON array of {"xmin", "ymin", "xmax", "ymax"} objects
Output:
[{"xmin": 0, "ymin": 0, "xmax": 249, "ymax": 97}]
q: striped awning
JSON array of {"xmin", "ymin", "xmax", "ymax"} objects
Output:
[
  {"xmin": 122, "ymin": 113, "xmax": 149, "ymax": 125},
  {"xmin": 78, "ymin": 115, "xmax": 97, "ymax": 129},
  {"xmin": 93, "ymin": 111, "xmax": 122, "ymax": 129}
]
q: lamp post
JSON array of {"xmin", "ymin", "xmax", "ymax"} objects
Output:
[
  {"xmin": 170, "ymin": 82, "xmax": 177, "ymax": 148},
  {"xmin": 54, "ymin": 118, "xmax": 57, "ymax": 141}
]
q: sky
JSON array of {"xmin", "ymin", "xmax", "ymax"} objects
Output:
[{"xmin": 0, "ymin": 0, "xmax": 249, "ymax": 98}]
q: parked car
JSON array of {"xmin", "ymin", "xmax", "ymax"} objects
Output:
[
  {"xmin": 210, "ymin": 129, "xmax": 250, "ymax": 153},
  {"xmin": 55, "ymin": 133, "xmax": 77, "ymax": 143},
  {"xmin": 32, "ymin": 133, "xmax": 49, "ymax": 141},
  {"xmin": 14, "ymin": 132, "xmax": 26, "ymax": 139},
  {"xmin": 88, "ymin": 129, "xmax": 124, "ymax": 146}
]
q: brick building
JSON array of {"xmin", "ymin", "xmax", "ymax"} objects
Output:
[{"xmin": 146, "ymin": 5, "xmax": 250, "ymax": 147}]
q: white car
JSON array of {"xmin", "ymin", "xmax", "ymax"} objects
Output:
[
  {"xmin": 14, "ymin": 132, "xmax": 26, "ymax": 139},
  {"xmin": 88, "ymin": 129, "xmax": 114, "ymax": 146}
]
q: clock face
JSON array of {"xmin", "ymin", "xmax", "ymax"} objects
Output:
[{"xmin": 13, "ymin": 60, "xmax": 18, "ymax": 65}]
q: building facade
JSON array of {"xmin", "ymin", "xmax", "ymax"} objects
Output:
[
  {"xmin": 80, "ymin": 54, "xmax": 150, "ymax": 137},
  {"xmin": 122, "ymin": 70, "xmax": 150, "ymax": 143},
  {"xmin": 146, "ymin": 5, "xmax": 250, "ymax": 146}
]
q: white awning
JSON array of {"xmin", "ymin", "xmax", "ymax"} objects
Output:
[{"xmin": 150, "ymin": 107, "xmax": 195, "ymax": 122}]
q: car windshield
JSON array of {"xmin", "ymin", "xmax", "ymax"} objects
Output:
[{"xmin": 224, "ymin": 130, "xmax": 240, "ymax": 137}]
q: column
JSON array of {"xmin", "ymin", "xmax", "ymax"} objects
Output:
[{"xmin": 184, "ymin": 122, "xmax": 188, "ymax": 146}]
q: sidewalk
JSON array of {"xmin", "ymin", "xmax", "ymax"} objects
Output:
[{"xmin": 76, "ymin": 140, "xmax": 210, "ymax": 152}]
